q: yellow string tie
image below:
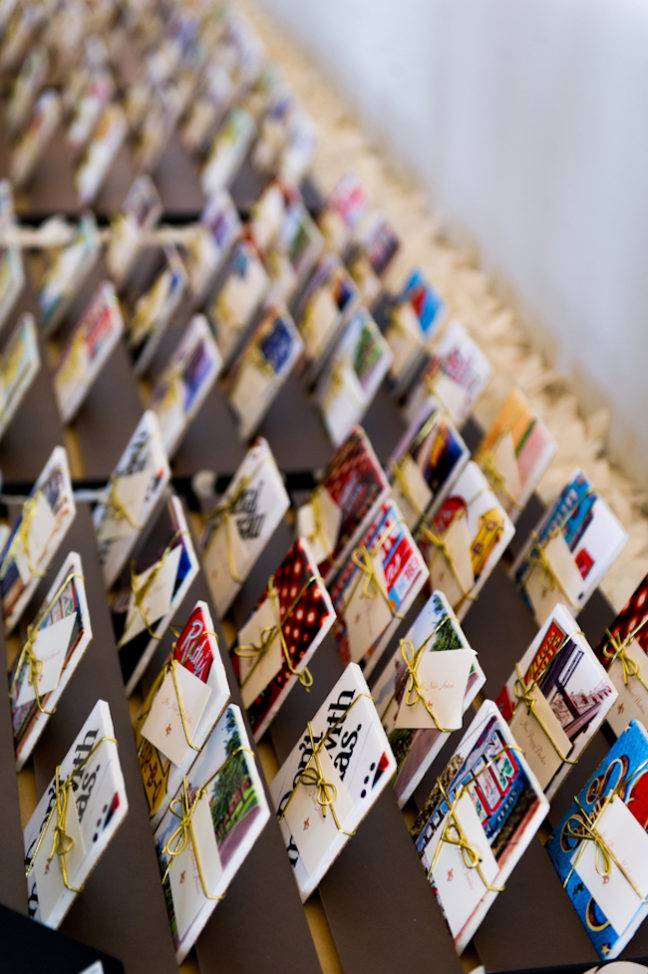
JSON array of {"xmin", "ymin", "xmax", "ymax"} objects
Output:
[
  {"xmin": 479, "ymin": 447, "xmax": 522, "ymax": 511},
  {"xmin": 390, "ymin": 459, "xmax": 426, "ymax": 522},
  {"xmin": 208, "ymin": 478, "xmax": 250, "ymax": 585},
  {"xmin": 350, "ymin": 544, "xmax": 403, "ymax": 619},
  {"xmin": 0, "ymin": 491, "xmax": 47, "ymax": 581},
  {"xmin": 428, "ymin": 781, "xmax": 504, "ymax": 892},
  {"xmin": 117, "ymin": 531, "xmax": 186, "ymax": 649},
  {"xmin": 512, "ymin": 662, "xmax": 577, "ymax": 765},
  {"xmin": 104, "ymin": 475, "xmax": 143, "ymax": 531},
  {"xmin": 398, "ymin": 638, "xmax": 452, "ymax": 733},
  {"xmin": 420, "ymin": 523, "xmax": 477, "ymax": 604},
  {"xmin": 522, "ymin": 530, "xmax": 580, "ymax": 611},
  {"xmin": 602, "ymin": 619, "xmax": 648, "ymax": 693}
]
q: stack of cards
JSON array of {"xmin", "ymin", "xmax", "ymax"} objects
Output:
[
  {"xmin": 0, "ymin": 180, "xmax": 25, "ymax": 330},
  {"xmin": 412, "ymin": 700, "xmax": 548, "ymax": 950},
  {"xmin": 385, "ymin": 270, "xmax": 446, "ymax": 386},
  {"xmin": 135, "ymin": 601, "xmax": 230, "ymax": 826},
  {"xmin": 548, "ymin": 720, "xmax": 648, "ymax": 960},
  {"xmin": 10, "ymin": 88, "xmax": 61, "ymax": 188},
  {"xmin": 202, "ymin": 438, "xmax": 289, "ymax": 617},
  {"xmin": 127, "ymin": 247, "xmax": 188, "ymax": 375},
  {"xmin": 209, "ymin": 238, "xmax": 269, "ymax": 364},
  {"xmin": 317, "ymin": 172, "xmax": 367, "ymax": 253},
  {"xmin": 265, "ymin": 196, "xmax": 323, "ymax": 301},
  {"xmin": 295, "ymin": 256, "xmax": 357, "ymax": 368},
  {"xmin": 271, "ymin": 662, "xmax": 396, "ymax": 901},
  {"xmin": 181, "ymin": 191, "xmax": 240, "ymax": 303},
  {"xmin": 346, "ymin": 212, "xmax": 400, "ymax": 306},
  {"xmin": 201, "ymin": 107, "xmax": 255, "ymax": 198},
  {"xmin": 417, "ymin": 461, "xmax": 514, "ymax": 621},
  {"xmin": 105, "ymin": 176, "xmax": 162, "ymax": 290},
  {"xmin": 10, "ymin": 552, "xmax": 92, "ymax": 770},
  {"xmin": 0, "ymin": 446, "xmax": 76, "ymax": 634},
  {"xmin": 38, "ymin": 214, "xmax": 100, "ymax": 334},
  {"xmin": 0, "ymin": 314, "xmax": 39, "ymax": 442},
  {"xmin": 373, "ymin": 590, "xmax": 485, "ymax": 807},
  {"xmin": 155, "ymin": 704, "xmax": 269, "ymax": 963},
  {"xmin": 24, "ymin": 700, "xmax": 128, "ymax": 929},
  {"xmin": 232, "ymin": 537, "xmax": 336, "ymax": 740},
  {"xmin": 513, "ymin": 469, "xmax": 628, "ymax": 625},
  {"xmin": 332, "ymin": 499, "xmax": 428, "ymax": 673},
  {"xmin": 496, "ymin": 604, "xmax": 617, "ymax": 798},
  {"xmin": 75, "ymin": 102, "xmax": 127, "ymax": 205}
]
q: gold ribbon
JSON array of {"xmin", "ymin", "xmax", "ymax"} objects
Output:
[
  {"xmin": 54, "ymin": 333, "xmax": 85, "ymax": 392},
  {"xmin": 26, "ymin": 735, "xmax": 118, "ymax": 891},
  {"xmin": 103, "ymin": 474, "xmax": 143, "ymax": 531},
  {"xmin": 419, "ymin": 520, "xmax": 476, "ymax": 605},
  {"xmin": 428, "ymin": 779, "xmax": 504, "ymax": 892},
  {"xmin": 346, "ymin": 519, "xmax": 407, "ymax": 622},
  {"xmin": 0, "ymin": 489, "xmax": 47, "ymax": 582},
  {"xmin": 513, "ymin": 662, "xmax": 577, "ymax": 765},
  {"xmin": 479, "ymin": 446, "xmax": 522, "ymax": 511},
  {"xmin": 117, "ymin": 530, "xmax": 186, "ymax": 649},
  {"xmin": 390, "ymin": 458, "xmax": 426, "ymax": 523},
  {"xmin": 602, "ymin": 618, "xmax": 648, "ymax": 693}
]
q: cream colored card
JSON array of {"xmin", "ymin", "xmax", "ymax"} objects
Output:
[
  {"xmin": 27, "ymin": 490, "xmax": 57, "ymax": 570},
  {"xmin": 343, "ymin": 556, "xmax": 393, "ymax": 663},
  {"xmin": 608, "ymin": 639, "xmax": 648, "ymax": 736},
  {"xmin": 388, "ymin": 304, "xmax": 422, "ymax": 378},
  {"xmin": 122, "ymin": 544, "xmax": 182, "ymax": 645},
  {"xmin": 32, "ymin": 794, "xmax": 85, "ymax": 922},
  {"xmin": 394, "ymin": 647, "xmax": 474, "ymax": 731},
  {"xmin": 429, "ymin": 371, "xmax": 467, "ymax": 421},
  {"xmin": 303, "ymin": 287, "xmax": 338, "ymax": 359},
  {"xmin": 105, "ymin": 469, "xmax": 152, "ymax": 541},
  {"xmin": 509, "ymin": 684, "xmax": 572, "ymax": 790},
  {"xmin": 393, "ymin": 455, "xmax": 433, "ymax": 529},
  {"xmin": 168, "ymin": 794, "xmax": 223, "ymax": 941},
  {"xmin": 296, "ymin": 488, "xmax": 342, "ymax": 564},
  {"xmin": 427, "ymin": 515, "xmax": 474, "ymax": 608},
  {"xmin": 525, "ymin": 533, "xmax": 583, "ymax": 623},
  {"xmin": 321, "ymin": 362, "xmax": 365, "ymax": 446},
  {"xmin": 14, "ymin": 612, "xmax": 76, "ymax": 708},
  {"xmin": 428, "ymin": 792, "xmax": 499, "ymax": 939},
  {"xmin": 140, "ymin": 665, "xmax": 212, "ymax": 767},
  {"xmin": 283, "ymin": 747, "xmax": 354, "ymax": 877},
  {"xmin": 237, "ymin": 597, "xmax": 284, "ymax": 708},
  {"xmin": 492, "ymin": 433, "xmax": 522, "ymax": 507},
  {"xmin": 574, "ymin": 795, "xmax": 648, "ymax": 935},
  {"xmin": 229, "ymin": 358, "xmax": 275, "ymax": 438},
  {"xmin": 202, "ymin": 517, "xmax": 249, "ymax": 616}
]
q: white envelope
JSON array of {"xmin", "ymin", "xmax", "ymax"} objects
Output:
[
  {"xmin": 122, "ymin": 544, "xmax": 181, "ymax": 645},
  {"xmin": 140, "ymin": 664, "xmax": 212, "ymax": 767}
]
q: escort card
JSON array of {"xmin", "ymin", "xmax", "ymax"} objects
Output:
[{"xmin": 0, "ymin": 314, "xmax": 39, "ymax": 442}]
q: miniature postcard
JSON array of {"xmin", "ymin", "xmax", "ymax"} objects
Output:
[
  {"xmin": 271, "ymin": 662, "xmax": 396, "ymax": 901},
  {"xmin": 250, "ymin": 85, "xmax": 296, "ymax": 175},
  {"xmin": 10, "ymin": 88, "xmax": 61, "ymax": 189},
  {"xmin": 52, "ymin": 281, "xmax": 124, "ymax": 424},
  {"xmin": 266, "ymin": 198, "xmax": 323, "ymax": 301},
  {"xmin": 497, "ymin": 603, "xmax": 617, "ymax": 799},
  {"xmin": 127, "ymin": 246, "xmax": 188, "ymax": 376},
  {"xmin": 408, "ymin": 320, "xmax": 493, "ymax": 427},
  {"xmin": 65, "ymin": 69, "xmax": 115, "ymax": 157},
  {"xmin": 388, "ymin": 396, "xmax": 470, "ymax": 532},
  {"xmin": 412, "ymin": 700, "xmax": 548, "ymax": 951},
  {"xmin": 208, "ymin": 238, "xmax": 270, "ymax": 365},
  {"xmin": 317, "ymin": 172, "xmax": 367, "ymax": 253},
  {"xmin": 105, "ymin": 175, "xmax": 162, "ymax": 290},
  {"xmin": 513, "ymin": 469, "xmax": 628, "ymax": 626},
  {"xmin": 385, "ymin": 270, "xmax": 446, "ymax": 385},
  {"xmin": 135, "ymin": 600, "xmax": 230, "ymax": 827},
  {"xmin": 593, "ymin": 570, "xmax": 648, "ymax": 736},
  {"xmin": 75, "ymin": 102, "xmax": 128, "ymax": 206},
  {"xmin": 548, "ymin": 719, "xmax": 648, "ymax": 960},
  {"xmin": 181, "ymin": 60, "xmax": 234, "ymax": 155},
  {"xmin": 93, "ymin": 410, "xmax": 171, "ymax": 590},
  {"xmin": 134, "ymin": 83, "xmax": 183, "ymax": 172},
  {"xmin": 5, "ymin": 46, "xmax": 49, "ymax": 135},
  {"xmin": 0, "ymin": 180, "xmax": 25, "ymax": 331},
  {"xmin": 474, "ymin": 388, "xmax": 557, "ymax": 521},
  {"xmin": 232, "ymin": 537, "xmax": 336, "ymax": 740},
  {"xmin": 294, "ymin": 255, "xmax": 358, "ymax": 366},
  {"xmin": 156, "ymin": 703, "xmax": 269, "ymax": 963},
  {"xmin": 296, "ymin": 425, "xmax": 389, "ymax": 583},
  {"xmin": 227, "ymin": 305, "xmax": 303, "ymax": 441},
  {"xmin": 201, "ymin": 107, "xmax": 256, "ymax": 199},
  {"xmin": 416, "ymin": 461, "xmax": 515, "ymax": 621},
  {"xmin": 0, "ymin": 445, "xmax": 76, "ymax": 634},
  {"xmin": 0, "ymin": 313, "xmax": 39, "ymax": 442},
  {"xmin": 110, "ymin": 494, "xmax": 199, "ymax": 696},
  {"xmin": 10, "ymin": 551, "xmax": 92, "ymax": 770},
  {"xmin": 347, "ymin": 212, "xmax": 400, "ymax": 306},
  {"xmin": 149, "ymin": 314, "xmax": 223, "ymax": 458},
  {"xmin": 249, "ymin": 180, "xmax": 298, "ymax": 254},
  {"xmin": 332, "ymin": 499, "xmax": 428, "ymax": 673},
  {"xmin": 316, "ymin": 308, "xmax": 393, "ymax": 448},
  {"xmin": 38, "ymin": 214, "xmax": 100, "ymax": 335},
  {"xmin": 373, "ymin": 590, "xmax": 485, "ymax": 807},
  {"xmin": 181, "ymin": 190, "xmax": 240, "ymax": 303},
  {"xmin": 24, "ymin": 699, "xmax": 128, "ymax": 929},
  {"xmin": 202, "ymin": 437, "xmax": 290, "ymax": 618}
]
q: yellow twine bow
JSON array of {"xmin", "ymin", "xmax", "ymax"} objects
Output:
[
  {"xmin": 55, "ymin": 333, "xmax": 85, "ymax": 391},
  {"xmin": 117, "ymin": 531, "xmax": 186, "ymax": 649},
  {"xmin": 103, "ymin": 475, "xmax": 143, "ymax": 531},
  {"xmin": 0, "ymin": 490, "xmax": 47, "ymax": 582},
  {"xmin": 522, "ymin": 530, "xmax": 580, "ymax": 611},
  {"xmin": 207, "ymin": 478, "xmax": 251, "ymax": 586},
  {"xmin": 479, "ymin": 447, "xmax": 522, "ymax": 511},
  {"xmin": 398, "ymin": 638, "xmax": 452, "ymax": 733},
  {"xmin": 350, "ymin": 543, "xmax": 403, "ymax": 620},
  {"xmin": 602, "ymin": 619, "xmax": 648, "ymax": 693},
  {"xmin": 428, "ymin": 780, "xmax": 504, "ymax": 892},
  {"xmin": 513, "ymin": 661, "xmax": 577, "ymax": 765},
  {"xmin": 390, "ymin": 459, "xmax": 426, "ymax": 524},
  {"xmin": 419, "ymin": 522, "xmax": 476, "ymax": 605}
]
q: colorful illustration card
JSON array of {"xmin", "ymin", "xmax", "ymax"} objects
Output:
[
  {"xmin": 388, "ymin": 396, "xmax": 470, "ymax": 532},
  {"xmin": 332, "ymin": 499, "xmax": 428, "ymax": 672},
  {"xmin": 227, "ymin": 305, "xmax": 303, "ymax": 441},
  {"xmin": 0, "ymin": 180, "xmax": 25, "ymax": 331},
  {"xmin": 317, "ymin": 172, "xmax": 367, "ymax": 253},
  {"xmin": 347, "ymin": 212, "xmax": 400, "ymax": 306},
  {"xmin": 127, "ymin": 247, "xmax": 188, "ymax": 376},
  {"xmin": 52, "ymin": 281, "xmax": 124, "ymax": 424},
  {"xmin": 296, "ymin": 426, "xmax": 388, "ymax": 583},
  {"xmin": 105, "ymin": 175, "xmax": 162, "ymax": 290},
  {"xmin": 513, "ymin": 469, "xmax": 628, "ymax": 626},
  {"xmin": 497, "ymin": 603, "xmax": 617, "ymax": 799},
  {"xmin": 412, "ymin": 700, "xmax": 548, "ymax": 950},
  {"xmin": 135, "ymin": 600, "xmax": 230, "ymax": 827},
  {"xmin": 75, "ymin": 103, "xmax": 128, "ymax": 205},
  {"xmin": 10, "ymin": 552, "xmax": 92, "ymax": 770},
  {"xmin": 271, "ymin": 662, "xmax": 396, "ymax": 901},
  {"xmin": 201, "ymin": 107, "xmax": 255, "ymax": 198},
  {"xmin": 295, "ymin": 255, "xmax": 358, "ymax": 366},
  {"xmin": 208, "ymin": 238, "xmax": 269, "ymax": 364},
  {"xmin": 316, "ymin": 308, "xmax": 393, "ymax": 448},
  {"xmin": 202, "ymin": 437, "xmax": 290, "ymax": 618},
  {"xmin": 409, "ymin": 320, "xmax": 493, "ymax": 427},
  {"xmin": 181, "ymin": 190, "xmax": 240, "ymax": 303},
  {"xmin": 0, "ymin": 446, "xmax": 76, "ymax": 634},
  {"xmin": 24, "ymin": 700, "xmax": 128, "ymax": 929},
  {"xmin": 93, "ymin": 410, "xmax": 171, "ymax": 590},
  {"xmin": 547, "ymin": 720, "xmax": 648, "ymax": 960},
  {"xmin": 5, "ymin": 46, "xmax": 49, "ymax": 135},
  {"xmin": 110, "ymin": 494, "xmax": 199, "ymax": 695},
  {"xmin": 149, "ymin": 313, "xmax": 223, "ymax": 459},
  {"xmin": 38, "ymin": 214, "xmax": 100, "ymax": 335},
  {"xmin": 474, "ymin": 389, "xmax": 557, "ymax": 521},
  {"xmin": 232, "ymin": 537, "xmax": 336, "ymax": 740},
  {"xmin": 0, "ymin": 313, "xmax": 39, "ymax": 442},
  {"xmin": 10, "ymin": 89, "xmax": 61, "ymax": 189},
  {"xmin": 385, "ymin": 270, "xmax": 446, "ymax": 384},
  {"xmin": 155, "ymin": 704, "xmax": 269, "ymax": 963},
  {"xmin": 593, "ymin": 571, "xmax": 648, "ymax": 737},
  {"xmin": 373, "ymin": 590, "xmax": 485, "ymax": 807},
  {"xmin": 417, "ymin": 461, "xmax": 515, "ymax": 621},
  {"xmin": 266, "ymin": 198, "xmax": 323, "ymax": 301}
]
